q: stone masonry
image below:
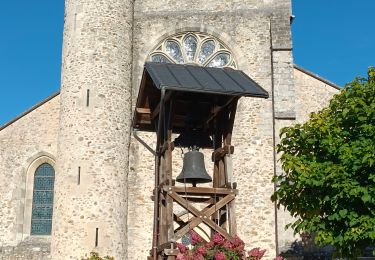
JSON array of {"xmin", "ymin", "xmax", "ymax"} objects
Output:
[
  {"xmin": 0, "ymin": 0, "xmax": 341, "ymax": 259},
  {"xmin": 52, "ymin": 0, "xmax": 133, "ymax": 259},
  {"xmin": 128, "ymin": 1, "xmax": 294, "ymax": 259}
]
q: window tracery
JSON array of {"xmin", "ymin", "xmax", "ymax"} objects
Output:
[{"xmin": 149, "ymin": 32, "xmax": 236, "ymax": 68}]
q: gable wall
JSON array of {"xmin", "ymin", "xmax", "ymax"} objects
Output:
[{"xmin": 0, "ymin": 95, "xmax": 60, "ymax": 249}]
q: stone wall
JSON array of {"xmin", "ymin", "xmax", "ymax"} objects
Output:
[
  {"xmin": 128, "ymin": 0, "xmax": 294, "ymax": 259},
  {"xmin": 0, "ymin": 237, "xmax": 51, "ymax": 260},
  {"xmin": 275, "ymin": 66, "xmax": 340, "ymax": 254},
  {"xmin": 294, "ymin": 66, "xmax": 340, "ymax": 123},
  {"xmin": 0, "ymin": 94, "xmax": 59, "ymax": 259}
]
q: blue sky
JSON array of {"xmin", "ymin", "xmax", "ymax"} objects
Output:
[{"xmin": 0, "ymin": 1, "xmax": 374, "ymax": 127}]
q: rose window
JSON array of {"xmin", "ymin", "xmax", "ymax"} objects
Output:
[{"xmin": 149, "ymin": 32, "xmax": 236, "ymax": 68}]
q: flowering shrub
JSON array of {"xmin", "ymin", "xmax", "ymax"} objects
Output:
[
  {"xmin": 81, "ymin": 252, "xmax": 114, "ymax": 260},
  {"xmin": 176, "ymin": 231, "xmax": 283, "ymax": 260}
]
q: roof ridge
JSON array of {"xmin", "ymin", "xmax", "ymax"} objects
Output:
[{"xmin": 294, "ymin": 64, "xmax": 341, "ymax": 90}]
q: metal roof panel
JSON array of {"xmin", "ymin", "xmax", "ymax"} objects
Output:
[{"xmin": 144, "ymin": 62, "xmax": 269, "ymax": 98}]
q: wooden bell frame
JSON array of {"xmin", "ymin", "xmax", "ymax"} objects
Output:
[
  {"xmin": 135, "ymin": 90, "xmax": 240, "ymax": 259},
  {"xmin": 154, "ymin": 92, "xmax": 239, "ymax": 259},
  {"xmin": 133, "ymin": 63, "xmax": 268, "ymax": 260}
]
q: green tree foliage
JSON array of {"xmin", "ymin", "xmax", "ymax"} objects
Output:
[{"xmin": 272, "ymin": 67, "xmax": 375, "ymax": 257}]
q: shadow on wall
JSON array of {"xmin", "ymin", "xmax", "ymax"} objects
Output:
[
  {"xmin": 280, "ymin": 233, "xmax": 375, "ymax": 260},
  {"xmin": 0, "ymin": 237, "xmax": 50, "ymax": 259}
]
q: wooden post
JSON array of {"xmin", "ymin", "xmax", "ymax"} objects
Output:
[{"xmin": 223, "ymin": 98, "xmax": 238, "ymax": 235}]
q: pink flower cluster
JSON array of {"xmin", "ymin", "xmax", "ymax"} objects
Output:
[
  {"xmin": 247, "ymin": 247, "xmax": 266, "ymax": 260},
  {"xmin": 191, "ymin": 230, "xmax": 203, "ymax": 245},
  {"xmin": 175, "ymin": 231, "xmax": 286, "ymax": 260}
]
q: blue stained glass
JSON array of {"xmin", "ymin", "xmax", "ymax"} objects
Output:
[
  {"xmin": 31, "ymin": 163, "xmax": 55, "ymax": 235},
  {"xmin": 207, "ymin": 53, "xmax": 230, "ymax": 68},
  {"xmin": 198, "ymin": 40, "xmax": 215, "ymax": 64},
  {"xmin": 31, "ymin": 220, "xmax": 52, "ymax": 235},
  {"xmin": 34, "ymin": 176, "xmax": 54, "ymax": 190},
  {"xmin": 32, "ymin": 191, "xmax": 54, "ymax": 204},
  {"xmin": 35, "ymin": 164, "xmax": 55, "ymax": 176},
  {"xmin": 183, "ymin": 35, "xmax": 198, "ymax": 62},
  {"xmin": 151, "ymin": 54, "xmax": 171, "ymax": 63},
  {"xmin": 32, "ymin": 205, "xmax": 53, "ymax": 219},
  {"xmin": 165, "ymin": 41, "xmax": 184, "ymax": 64}
]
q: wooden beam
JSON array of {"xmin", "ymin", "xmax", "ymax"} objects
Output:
[
  {"xmin": 169, "ymin": 191, "xmax": 235, "ymax": 240},
  {"xmin": 169, "ymin": 186, "xmax": 238, "ymax": 195},
  {"xmin": 160, "ymin": 140, "xmax": 175, "ymax": 155},
  {"xmin": 174, "ymin": 216, "xmax": 203, "ymax": 240},
  {"xmin": 203, "ymin": 97, "xmax": 236, "ymax": 127},
  {"xmin": 211, "ymin": 145, "xmax": 234, "ymax": 162},
  {"xmin": 136, "ymin": 107, "xmax": 151, "ymax": 114},
  {"xmin": 152, "ymin": 91, "xmax": 173, "ymax": 120}
]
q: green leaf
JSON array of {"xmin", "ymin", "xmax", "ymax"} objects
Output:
[
  {"xmin": 361, "ymin": 194, "xmax": 371, "ymax": 202},
  {"xmin": 339, "ymin": 209, "xmax": 348, "ymax": 218}
]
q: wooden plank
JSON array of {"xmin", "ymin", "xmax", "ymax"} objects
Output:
[
  {"xmin": 169, "ymin": 192, "xmax": 235, "ymax": 240},
  {"xmin": 160, "ymin": 140, "xmax": 175, "ymax": 155},
  {"xmin": 174, "ymin": 206, "xmax": 212, "ymax": 239},
  {"xmin": 169, "ymin": 191, "xmax": 202, "ymax": 217},
  {"xmin": 170, "ymin": 186, "xmax": 238, "ymax": 195},
  {"xmin": 152, "ymin": 91, "xmax": 173, "ymax": 119},
  {"xmin": 165, "ymin": 99, "xmax": 174, "ymax": 242},
  {"xmin": 136, "ymin": 107, "xmax": 151, "ymax": 114},
  {"xmin": 223, "ymin": 98, "xmax": 238, "ymax": 146},
  {"xmin": 164, "ymin": 249, "xmax": 179, "ymax": 256},
  {"xmin": 159, "ymin": 155, "xmax": 167, "ymax": 245},
  {"xmin": 223, "ymin": 99, "xmax": 238, "ymax": 233},
  {"xmin": 201, "ymin": 216, "xmax": 232, "ymax": 240},
  {"xmin": 157, "ymin": 242, "xmax": 175, "ymax": 253},
  {"xmin": 174, "ymin": 217, "xmax": 203, "ymax": 240},
  {"xmin": 203, "ymin": 194, "xmax": 235, "ymax": 217},
  {"xmin": 204, "ymin": 97, "xmax": 236, "ymax": 127},
  {"xmin": 211, "ymin": 145, "xmax": 234, "ymax": 161}
]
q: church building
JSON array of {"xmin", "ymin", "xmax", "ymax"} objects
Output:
[{"xmin": 0, "ymin": 0, "xmax": 340, "ymax": 259}]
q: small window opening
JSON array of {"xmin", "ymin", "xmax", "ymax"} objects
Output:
[
  {"xmin": 78, "ymin": 166, "xmax": 81, "ymax": 185},
  {"xmin": 86, "ymin": 89, "xmax": 90, "ymax": 107},
  {"xmin": 95, "ymin": 228, "xmax": 99, "ymax": 247}
]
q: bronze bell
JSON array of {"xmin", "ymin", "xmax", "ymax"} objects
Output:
[{"xmin": 176, "ymin": 150, "xmax": 212, "ymax": 186}]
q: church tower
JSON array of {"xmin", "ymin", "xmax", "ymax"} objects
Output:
[
  {"xmin": 52, "ymin": 0, "xmax": 133, "ymax": 259},
  {"xmin": 53, "ymin": 0, "xmax": 294, "ymax": 259}
]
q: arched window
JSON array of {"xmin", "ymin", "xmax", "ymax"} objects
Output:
[
  {"xmin": 149, "ymin": 32, "xmax": 237, "ymax": 68},
  {"xmin": 30, "ymin": 163, "xmax": 55, "ymax": 235}
]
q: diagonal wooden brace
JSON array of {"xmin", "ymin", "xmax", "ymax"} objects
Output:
[{"xmin": 169, "ymin": 191, "xmax": 235, "ymax": 240}]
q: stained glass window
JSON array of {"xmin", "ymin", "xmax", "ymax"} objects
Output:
[
  {"xmin": 149, "ymin": 32, "xmax": 236, "ymax": 68},
  {"xmin": 165, "ymin": 41, "xmax": 184, "ymax": 64},
  {"xmin": 183, "ymin": 35, "xmax": 198, "ymax": 62},
  {"xmin": 151, "ymin": 54, "xmax": 171, "ymax": 63},
  {"xmin": 31, "ymin": 163, "xmax": 55, "ymax": 235},
  {"xmin": 207, "ymin": 53, "xmax": 230, "ymax": 67},
  {"xmin": 198, "ymin": 40, "xmax": 216, "ymax": 64}
]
